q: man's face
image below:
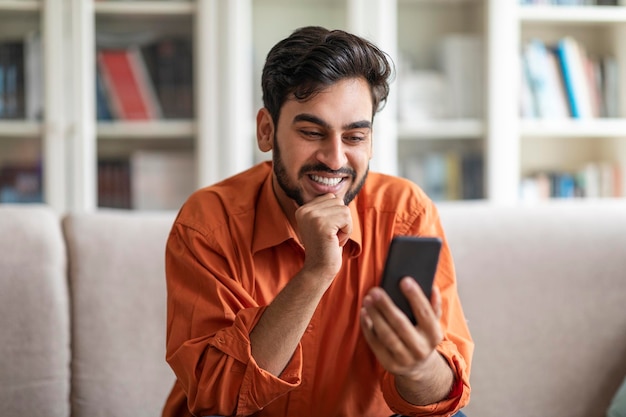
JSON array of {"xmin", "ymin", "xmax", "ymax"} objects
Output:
[{"xmin": 269, "ymin": 78, "xmax": 374, "ymax": 208}]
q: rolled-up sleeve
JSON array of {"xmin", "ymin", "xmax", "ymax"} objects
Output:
[
  {"xmin": 380, "ymin": 199, "xmax": 473, "ymax": 416},
  {"xmin": 165, "ymin": 222, "xmax": 302, "ymax": 416}
]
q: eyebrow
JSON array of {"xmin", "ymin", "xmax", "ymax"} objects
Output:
[{"xmin": 293, "ymin": 113, "xmax": 372, "ymax": 131}]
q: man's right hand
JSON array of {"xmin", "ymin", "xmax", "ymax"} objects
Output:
[
  {"xmin": 250, "ymin": 193, "xmax": 353, "ymax": 376},
  {"xmin": 294, "ymin": 193, "xmax": 353, "ymax": 282}
]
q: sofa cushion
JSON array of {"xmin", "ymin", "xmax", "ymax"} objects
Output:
[
  {"xmin": 63, "ymin": 210, "xmax": 176, "ymax": 417},
  {"xmin": 0, "ymin": 204, "xmax": 70, "ymax": 417},
  {"xmin": 438, "ymin": 201, "xmax": 626, "ymax": 417}
]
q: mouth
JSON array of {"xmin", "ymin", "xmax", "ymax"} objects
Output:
[{"xmin": 309, "ymin": 174, "xmax": 345, "ymax": 187}]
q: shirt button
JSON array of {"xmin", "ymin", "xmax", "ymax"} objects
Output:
[
  {"xmin": 306, "ymin": 324, "xmax": 313, "ymax": 333},
  {"xmin": 217, "ymin": 336, "xmax": 225, "ymax": 343}
]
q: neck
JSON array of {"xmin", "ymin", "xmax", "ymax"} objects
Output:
[{"xmin": 271, "ymin": 176, "xmax": 299, "ymax": 232}]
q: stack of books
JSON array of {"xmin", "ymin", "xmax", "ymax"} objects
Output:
[
  {"xmin": 96, "ymin": 37, "xmax": 193, "ymax": 121},
  {"xmin": 520, "ymin": 37, "xmax": 619, "ymax": 119}
]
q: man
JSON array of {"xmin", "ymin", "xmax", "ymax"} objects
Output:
[{"xmin": 163, "ymin": 26, "xmax": 472, "ymax": 417}]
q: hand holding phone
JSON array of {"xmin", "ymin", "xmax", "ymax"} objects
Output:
[{"xmin": 379, "ymin": 236, "xmax": 442, "ymax": 325}]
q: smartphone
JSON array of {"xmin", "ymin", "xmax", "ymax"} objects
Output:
[{"xmin": 379, "ymin": 236, "xmax": 442, "ymax": 325}]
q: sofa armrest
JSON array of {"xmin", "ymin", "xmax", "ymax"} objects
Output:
[
  {"xmin": 438, "ymin": 201, "xmax": 626, "ymax": 417},
  {"xmin": 0, "ymin": 204, "xmax": 70, "ymax": 417}
]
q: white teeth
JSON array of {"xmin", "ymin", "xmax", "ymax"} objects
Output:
[{"xmin": 310, "ymin": 175, "xmax": 342, "ymax": 186}]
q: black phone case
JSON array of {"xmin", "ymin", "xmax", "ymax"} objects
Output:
[{"xmin": 379, "ymin": 236, "xmax": 442, "ymax": 325}]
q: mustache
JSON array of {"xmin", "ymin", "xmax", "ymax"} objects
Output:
[{"xmin": 298, "ymin": 163, "xmax": 356, "ymax": 178}]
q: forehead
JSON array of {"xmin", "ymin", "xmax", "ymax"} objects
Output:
[{"xmin": 282, "ymin": 78, "xmax": 374, "ymax": 125}]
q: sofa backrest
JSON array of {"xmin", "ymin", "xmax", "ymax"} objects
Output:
[
  {"xmin": 0, "ymin": 205, "xmax": 70, "ymax": 417},
  {"xmin": 3, "ymin": 200, "xmax": 625, "ymax": 417},
  {"xmin": 63, "ymin": 210, "xmax": 176, "ymax": 417},
  {"xmin": 439, "ymin": 201, "xmax": 626, "ymax": 417}
]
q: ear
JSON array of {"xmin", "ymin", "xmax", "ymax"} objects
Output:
[{"xmin": 256, "ymin": 108, "xmax": 274, "ymax": 153}]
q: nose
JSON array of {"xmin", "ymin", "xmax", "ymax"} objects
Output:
[{"xmin": 315, "ymin": 134, "xmax": 347, "ymax": 171}]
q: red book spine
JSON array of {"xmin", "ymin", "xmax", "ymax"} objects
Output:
[{"xmin": 98, "ymin": 48, "xmax": 159, "ymax": 120}]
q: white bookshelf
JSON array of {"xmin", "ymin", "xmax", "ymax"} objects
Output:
[
  {"xmin": 394, "ymin": 0, "xmax": 488, "ymax": 200},
  {"xmin": 93, "ymin": 1, "xmax": 194, "ymax": 15},
  {"xmin": 2, "ymin": 0, "xmax": 626, "ymax": 211},
  {"xmin": 521, "ymin": 118, "xmax": 626, "ymax": 138},
  {"xmin": 0, "ymin": 0, "xmax": 67, "ymax": 209},
  {"xmin": 516, "ymin": 2, "xmax": 626, "ymax": 200},
  {"xmin": 0, "ymin": 1, "xmax": 40, "ymax": 12},
  {"xmin": 0, "ymin": 0, "xmax": 255, "ymax": 211},
  {"xmin": 397, "ymin": 120, "xmax": 484, "ymax": 141},
  {"xmin": 518, "ymin": 5, "xmax": 626, "ymax": 24},
  {"xmin": 0, "ymin": 121, "xmax": 41, "ymax": 138}
]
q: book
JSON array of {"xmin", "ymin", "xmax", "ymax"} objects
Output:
[
  {"xmin": 141, "ymin": 38, "xmax": 193, "ymax": 119},
  {"xmin": 0, "ymin": 163, "xmax": 43, "ymax": 203},
  {"xmin": 98, "ymin": 158, "xmax": 131, "ymax": 209},
  {"xmin": 421, "ymin": 152, "xmax": 447, "ymax": 201},
  {"xmin": 555, "ymin": 37, "xmax": 593, "ymax": 119},
  {"xmin": 522, "ymin": 39, "xmax": 569, "ymax": 119},
  {"xmin": 520, "ymin": 162, "xmax": 626, "ymax": 201},
  {"xmin": 402, "ymin": 151, "xmax": 484, "ymax": 201},
  {"xmin": 97, "ymin": 47, "xmax": 162, "ymax": 120},
  {"xmin": 461, "ymin": 152, "xmax": 484, "ymax": 199},
  {"xmin": 0, "ymin": 45, "xmax": 4, "ymax": 117},
  {"xmin": 520, "ymin": 57, "xmax": 537, "ymax": 118},
  {"xmin": 95, "ymin": 65, "xmax": 114, "ymax": 121},
  {"xmin": 438, "ymin": 34, "xmax": 484, "ymax": 119},
  {"xmin": 0, "ymin": 41, "xmax": 26, "ymax": 119},
  {"xmin": 130, "ymin": 151, "xmax": 195, "ymax": 210},
  {"xmin": 600, "ymin": 56, "xmax": 619, "ymax": 117},
  {"xmin": 584, "ymin": 52, "xmax": 602, "ymax": 118},
  {"xmin": 445, "ymin": 152, "xmax": 462, "ymax": 200},
  {"xmin": 544, "ymin": 46, "xmax": 571, "ymax": 118},
  {"xmin": 24, "ymin": 31, "xmax": 43, "ymax": 120},
  {"xmin": 397, "ymin": 69, "xmax": 448, "ymax": 121},
  {"xmin": 554, "ymin": 173, "xmax": 576, "ymax": 198}
]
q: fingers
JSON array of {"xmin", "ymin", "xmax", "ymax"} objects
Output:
[
  {"xmin": 360, "ymin": 280, "xmax": 443, "ymax": 376},
  {"xmin": 296, "ymin": 194, "xmax": 353, "ymax": 278},
  {"xmin": 296, "ymin": 193, "xmax": 352, "ymax": 245},
  {"xmin": 402, "ymin": 279, "xmax": 443, "ymax": 345},
  {"xmin": 360, "ymin": 297, "xmax": 406, "ymax": 370}
]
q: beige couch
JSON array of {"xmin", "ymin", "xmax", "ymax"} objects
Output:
[{"xmin": 1, "ymin": 201, "xmax": 625, "ymax": 417}]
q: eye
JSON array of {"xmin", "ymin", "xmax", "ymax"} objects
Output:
[
  {"xmin": 344, "ymin": 135, "xmax": 366, "ymax": 144},
  {"xmin": 300, "ymin": 130, "xmax": 324, "ymax": 139}
]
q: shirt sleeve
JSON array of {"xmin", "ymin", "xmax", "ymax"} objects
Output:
[
  {"xmin": 381, "ymin": 198, "xmax": 474, "ymax": 416},
  {"xmin": 165, "ymin": 221, "xmax": 303, "ymax": 416}
]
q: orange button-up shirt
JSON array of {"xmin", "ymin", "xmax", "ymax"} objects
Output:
[{"xmin": 163, "ymin": 161, "xmax": 472, "ymax": 417}]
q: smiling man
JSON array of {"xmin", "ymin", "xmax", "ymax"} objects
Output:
[{"xmin": 163, "ymin": 26, "xmax": 473, "ymax": 417}]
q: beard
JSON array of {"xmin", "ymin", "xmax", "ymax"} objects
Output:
[{"xmin": 272, "ymin": 134, "xmax": 369, "ymax": 207}]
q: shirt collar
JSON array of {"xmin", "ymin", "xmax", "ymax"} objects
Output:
[{"xmin": 252, "ymin": 164, "xmax": 362, "ymax": 257}]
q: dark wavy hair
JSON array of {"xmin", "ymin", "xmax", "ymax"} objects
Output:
[{"xmin": 261, "ymin": 26, "xmax": 394, "ymax": 125}]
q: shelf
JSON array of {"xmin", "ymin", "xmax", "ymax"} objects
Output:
[
  {"xmin": 519, "ymin": 5, "xmax": 626, "ymax": 25},
  {"xmin": 94, "ymin": 1, "xmax": 194, "ymax": 16},
  {"xmin": 0, "ymin": 1, "xmax": 40, "ymax": 12},
  {"xmin": 2, "ymin": 0, "xmax": 623, "ymax": 209},
  {"xmin": 398, "ymin": 119, "xmax": 484, "ymax": 140},
  {"xmin": 97, "ymin": 120, "xmax": 195, "ymax": 140},
  {"xmin": 521, "ymin": 119, "xmax": 626, "ymax": 138},
  {"xmin": 0, "ymin": 121, "xmax": 42, "ymax": 138},
  {"xmin": 399, "ymin": 0, "xmax": 481, "ymax": 4}
]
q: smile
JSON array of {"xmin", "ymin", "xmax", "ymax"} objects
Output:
[{"xmin": 310, "ymin": 175, "xmax": 343, "ymax": 186}]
